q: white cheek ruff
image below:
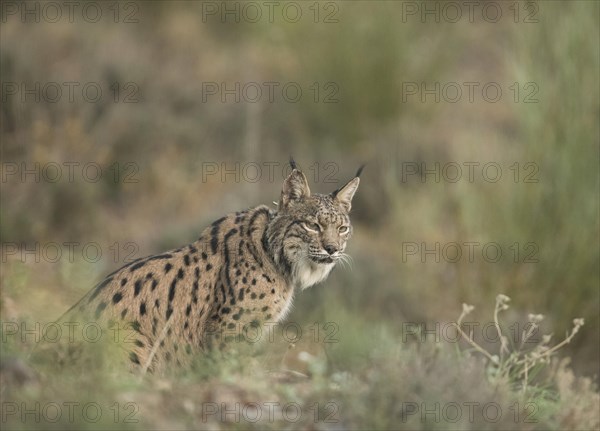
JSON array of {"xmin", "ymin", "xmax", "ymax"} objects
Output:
[{"xmin": 292, "ymin": 259, "xmax": 335, "ymax": 290}]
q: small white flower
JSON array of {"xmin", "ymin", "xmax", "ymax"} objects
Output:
[
  {"xmin": 298, "ymin": 351, "xmax": 316, "ymax": 363},
  {"xmin": 490, "ymin": 355, "xmax": 500, "ymax": 365},
  {"xmin": 462, "ymin": 303, "xmax": 475, "ymax": 314},
  {"xmin": 528, "ymin": 313, "xmax": 544, "ymax": 324},
  {"xmin": 542, "ymin": 334, "xmax": 552, "ymax": 344},
  {"xmin": 496, "ymin": 295, "xmax": 510, "ymax": 310},
  {"xmin": 573, "ymin": 318, "xmax": 584, "ymax": 327},
  {"xmin": 497, "ymin": 294, "xmax": 511, "ymax": 303}
]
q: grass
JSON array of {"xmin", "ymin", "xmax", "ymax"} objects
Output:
[
  {"xmin": 1, "ymin": 0, "xmax": 598, "ymax": 429},
  {"xmin": 1, "ymin": 286, "xmax": 598, "ymax": 430}
]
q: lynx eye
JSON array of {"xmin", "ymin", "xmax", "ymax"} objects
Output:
[
  {"xmin": 304, "ymin": 222, "xmax": 320, "ymax": 232},
  {"xmin": 338, "ymin": 225, "xmax": 349, "ymax": 234}
]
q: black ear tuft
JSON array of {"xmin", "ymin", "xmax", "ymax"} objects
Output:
[
  {"xmin": 331, "ymin": 176, "xmax": 360, "ymax": 212},
  {"xmin": 289, "ymin": 156, "xmax": 298, "ymax": 171},
  {"xmin": 331, "ymin": 164, "xmax": 366, "ymax": 197},
  {"xmin": 355, "ymin": 164, "xmax": 366, "ymax": 178}
]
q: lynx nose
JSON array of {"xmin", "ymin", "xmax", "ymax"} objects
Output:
[{"xmin": 324, "ymin": 245, "xmax": 338, "ymax": 255}]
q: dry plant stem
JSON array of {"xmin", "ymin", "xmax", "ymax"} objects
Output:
[
  {"xmin": 538, "ymin": 328, "xmax": 578, "ymax": 359},
  {"xmin": 515, "ymin": 327, "xmax": 581, "ymax": 379},
  {"xmin": 493, "ymin": 302, "xmax": 509, "ymax": 360},
  {"xmin": 519, "ymin": 323, "xmax": 537, "ymax": 350},
  {"xmin": 455, "ymin": 298, "xmax": 584, "ymax": 395},
  {"xmin": 452, "ymin": 322, "xmax": 498, "ymax": 364},
  {"xmin": 141, "ymin": 316, "xmax": 173, "ymax": 374}
]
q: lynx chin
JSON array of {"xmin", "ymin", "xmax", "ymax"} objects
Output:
[{"xmin": 63, "ymin": 159, "xmax": 363, "ymax": 372}]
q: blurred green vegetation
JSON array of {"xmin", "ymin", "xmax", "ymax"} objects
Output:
[{"xmin": 1, "ymin": 1, "xmax": 598, "ymax": 429}]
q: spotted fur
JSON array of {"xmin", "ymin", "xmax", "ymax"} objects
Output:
[{"xmin": 65, "ymin": 160, "xmax": 362, "ymax": 372}]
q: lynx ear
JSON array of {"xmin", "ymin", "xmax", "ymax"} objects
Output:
[
  {"xmin": 280, "ymin": 166, "xmax": 311, "ymax": 209},
  {"xmin": 332, "ymin": 165, "xmax": 364, "ymax": 212},
  {"xmin": 332, "ymin": 177, "xmax": 359, "ymax": 212}
]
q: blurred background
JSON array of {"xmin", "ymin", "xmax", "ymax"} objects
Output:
[{"xmin": 1, "ymin": 1, "xmax": 599, "ymax": 429}]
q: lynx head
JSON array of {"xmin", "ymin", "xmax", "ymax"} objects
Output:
[{"xmin": 269, "ymin": 158, "xmax": 363, "ymax": 289}]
